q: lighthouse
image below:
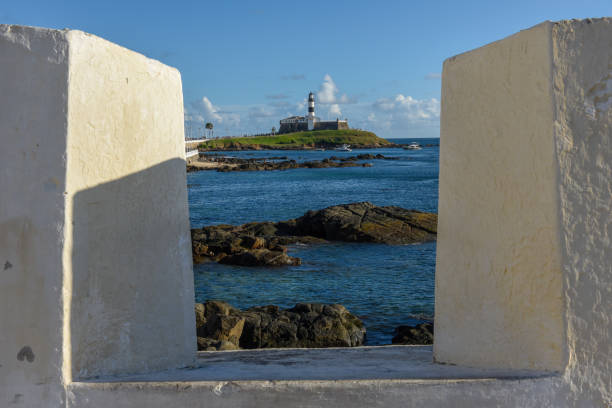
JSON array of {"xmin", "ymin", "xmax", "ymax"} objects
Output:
[
  {"xmin": 279, "ymin": 91, "xmax": 348, "ymax": 133},
  {"xmin": 307, "ymin": 91, "xmax": 315, "ymax": 130}
]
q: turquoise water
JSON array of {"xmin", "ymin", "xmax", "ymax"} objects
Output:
[{"xmin": 187, "ymin": 138, "xmax": 439, "ymax": 345}]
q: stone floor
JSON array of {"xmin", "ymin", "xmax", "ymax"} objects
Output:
[{"xmin": 88, "ymin": 345, "xmax": 555, "ymax": 382}]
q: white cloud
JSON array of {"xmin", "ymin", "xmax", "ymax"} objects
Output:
[
  {"xmin": 316, "ymin": 74, "xmax": 356, "ymax": 105},
  {"xmin": 186, "ymin": 96, "xmax": 244, "ymax": 137},
  {"xmin": 314, "ymin": 74, "xmax": 364, "ymax": 119},
  {"xmin": 425, "ymin": 72, "xmax": 442, "ymax": 80},
  {"xmin": 249, "ymin": 106, "xmax": 276, "ymax": 119},
  {"xmin": 329, "ymin": 104, "xmax": 342, "ymax": 117},
  {"xmin": 190, "ymin": 96, "xmax": 222, "ymax": 122},
  {"xmin": 318, "ymin": 74, "xmax": 338, "ymax": 104},
  {"xmin": 336, "ymin": 94, "xmax": 440, "ymax": 138},
  {"xmin": 185, "ymin": 89, "xmax": 440, "ymax": 139},
  {"xmin": 373, "ymin": 94, "xmax": 440, "ymax": 121}
]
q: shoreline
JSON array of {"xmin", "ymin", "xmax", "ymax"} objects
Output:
[
  {"xmin": 196, "ymin": 142, "xmax": 439, "ymax": 152},
  {"xmin": 198, "ymin": 143, "xmax": 403, "ymax": 152},
  {"xmin": 191, "ymin": 202, "xmax": 437, "ymax": 267},
  {"xmin": 187, "ymin": 153, "xmax": 401, "ymax": 173}
]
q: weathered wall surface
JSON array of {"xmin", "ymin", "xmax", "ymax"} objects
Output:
[
  {"xmin": 314, "ymin": 121, "xmax": 349, "ymax": 131},
  {"xmin": 64, "ymin": 30, "xmax": 195, "ymax": 379},
  {"xmin": 552, "ymin": 18, "xmax": 612, "ymax": 407},
  {"xmin": 435, "ymin": 18, "xmax": 611, "ymax": 406},
  {"xmin": 67, "ymin": 376, "xmax": 567, "ymax": 408},
  {"xmin": 3, "ymin": 21, "xmax": 610, "ymax": 408},
  {"xmin": 0, "ymin": 25, "xmax": 69, "ymax": 408},
  {"xmin": 435, "ymin": 22, "xmax": 565, "ymax": 371},
  {"xmin": 0, "ymin": 25, "xmax": 196, "ymax": 406},
  {"xmin": 279, "ymin": 121, "xmax": 308, "ymax": 133},
  {"xmin": 278, "ymin": 121, "xmax": 349, "ymax": 133}
]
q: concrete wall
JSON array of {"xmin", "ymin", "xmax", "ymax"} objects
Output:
[
  {"xmin": 0, "ymin": 25, "xmax": 70, "ymax": 408},
  {"xmin": 2, "ymin": 20, "xmax": 610, "ymax": 407},
  {"xmin": 0, "ymin": 24, "xmax": 195, "ymax": 406},
  {"xmin": 314, "ymin": 120, "xmax": 349, "ymax": 131},
  {"xmin": 551, "ymin": 19, "xmax": 612, "ymax": 407},
  {"xmin": 64, "ymin": 30, "xmax": 195, "ymax": 380},
  {"xmin": 279, "ymin": 121, "xmax": 349, "ymax": 133},
  {"xmin": 435, "ymin": 21, "xmax": 564, "ymax": 371},
  {"xmin": 436, "ymin": 18, "xmax": 611, "ymax": 405},
  {"xmin": 279, "ymin": 121, "xmax": 308, "ymax": 133}
]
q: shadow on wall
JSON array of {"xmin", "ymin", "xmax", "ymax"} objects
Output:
[{"xmin": 69, "ymin": 158, "xmax": 195, "ymax": 380}]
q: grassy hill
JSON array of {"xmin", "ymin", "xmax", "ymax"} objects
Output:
[{"xmin": 199, "ymin": 129, "xmax": 392, "ymax": 150}]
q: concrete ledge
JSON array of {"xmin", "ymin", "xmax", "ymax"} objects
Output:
[
  {"xmin": 67, "ymin": 347, "xmax": 564, "ymax": 408},
  {"xmin": 89, "ymin": 346, "xmax": 556, "ymax": 382}
]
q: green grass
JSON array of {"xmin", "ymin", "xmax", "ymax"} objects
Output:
[{"xmin": 199, "ymin": 129, "xmax": 392, "ymax": 150}]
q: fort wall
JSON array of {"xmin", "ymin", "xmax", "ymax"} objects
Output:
[
  {"xmin": 1, "ymin": 21, "xmax": 610, "ymax": 407},
  {"xmin": 0, "ymin": 25, "xmax": 195, "ymax": 407},
  {"xmin": 435, "ymin": 18, "xmax": 612, "ymax": 405},
  {"xmin": 435, "ymin": 21, "xmax": 565, "ymax": 371},
  {"xmin": 279, "ymin": 120, "xmax": 349, "ymax": 134}
]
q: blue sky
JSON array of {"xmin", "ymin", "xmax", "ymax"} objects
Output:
[{"xmin": 2, "ymin": 1, "xmax": 611, "ymax": 138}]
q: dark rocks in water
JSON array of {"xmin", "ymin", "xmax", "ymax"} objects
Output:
[
  {"xmin": 187, "ymin": 153, "xmax": 402, "ymax": 173},
  {"xmin": 191, "ymin": 202, "xmax": 437, "ymax": 266},
  {"xmin": 295, "ymin": 202, "xmax": 437, "ymax": 245},
  {"xmin": 391, "ymin": 322, "xmax": 434, "ymax": 345},
  {"xmin": 219, "ymin": 248, "xmax": 301, "ymax": 267},
  {"xmin": 195, "ymin": 300, "xmax": 366, "ymax": 351},
  {"xmin": 191, "ymin": 226, "xmax": 302, "ymax": 267},
  {"xmin": 329, "ymin": 153, "xmax": 401, "ymax": 162}
]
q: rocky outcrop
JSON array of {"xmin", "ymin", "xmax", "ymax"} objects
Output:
[
  {"xmin": 294, "ymin": 202, "xmax": 437, "ymax": 245},
  {"xmin": 191, "ymin": 202, "xmax": 437, "ymax": 266},
  {"xmin": 187, "ymin": 153, "xmax": 401, "ymax": 173},
  {"xmin": 191, "ymin": 224, "xmax": 303, "ymax": 267},
  {"xmin": 219, "ymin": 248, "xmax": 301, "ymax": 267},
  {"xmin": 195, "ymin": 300, "xmax": 366, "ymax": 351},
  {"xmin": 391, "ymin": 322, "xmax": 434, "ymax": 345}
]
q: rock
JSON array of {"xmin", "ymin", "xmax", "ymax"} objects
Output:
[
  {"xmin": 195, "ymin": 302, "xmax": 206, "ymax": 329},
  {"xmin": 196, "ymin": 300, "xmax": 245, "ymax": 345},
  {"xmin": 191, "ymin": 203, "xmax": 437, "ymax": 266},
  {"xmin": 194, "ymin": 301, "xmax": 366, "ymax": 350},
  {"xmin": 216, "ymin": 340, "xmax": 241, "ymax": 351},
  {"xmin": 242, "ymin": 221, "xmax": 280, "ymax": 236},
  {"xmin": 197, "ymin": 337, "xmax": 219, "ymax": 351},
  {"xmin": 197, "ymin": 337, "xmax": 241, "ymax": 351},
  {"xmin": 294, "ymin": 202, "xmax": 437, "ymax": 244},
  {"xmin": 239, "ymin": 235, "xmax": 266, "ymax": 249},
  {"xmin": 391, "ymin": 322, "xmax": 434, "ymax": 345},
  {"xmin": 219, "ymin": 249, "xmax": 301, "ymax": 267},
  {"xmin": 187, "ymin": 153, "xmax": 402, "ymax": 173},
  {"xmin": 203, "ymin": 299, "xmax": 239, "ymax": 316}
]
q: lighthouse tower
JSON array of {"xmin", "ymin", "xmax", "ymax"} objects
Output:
[{"xmin": 307, "ymin": 92, "xmax": 315, "ymax": 130}]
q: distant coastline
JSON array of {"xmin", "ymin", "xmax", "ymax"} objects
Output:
[{"xmin": 197, "ymin": 129, "xmax": 396, "ymax": 151}]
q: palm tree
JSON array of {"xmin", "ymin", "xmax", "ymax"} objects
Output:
[{"xmin": 205, "ymin": 122, "xmax": 213, "ymax": 139}]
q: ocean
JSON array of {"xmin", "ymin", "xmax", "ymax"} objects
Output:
[{"xmin": 187, "ymin": 138, "xmax": 439, "ymax": 345}]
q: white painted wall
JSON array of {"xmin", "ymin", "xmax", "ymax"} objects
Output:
[
  {"xmin": 436, "ymin": 18, "xmax": 611, "ymax": 406},
  {"xmin": 64, "ymin": 30, "xmax": 195, "ymax": 380},
  {"xmin": 551, "ymin": 19, "xmax": 612, "ymax": 407},
  {"xmin": 435, "ymin": 22, "xmax": 565, "ymax": 371},
  {"xmin": 2, "ymin": 20, "xmax": 610, "ymax": 408},
  {"xmin": 0, "ymin": 24, "xmax": 195, "ymax": 407},
  {"xmin": 0, "ymin": 25, "xmax": 70, "ymax": 408}
]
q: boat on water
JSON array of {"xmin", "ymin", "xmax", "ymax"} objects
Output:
[
  {"xmin": 403, "ymin": 142, "xmax": 422, "ymax": 150},
  {"xmin": 334, "ymin": 144, "xmax": 352, "ymax": 152}
]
